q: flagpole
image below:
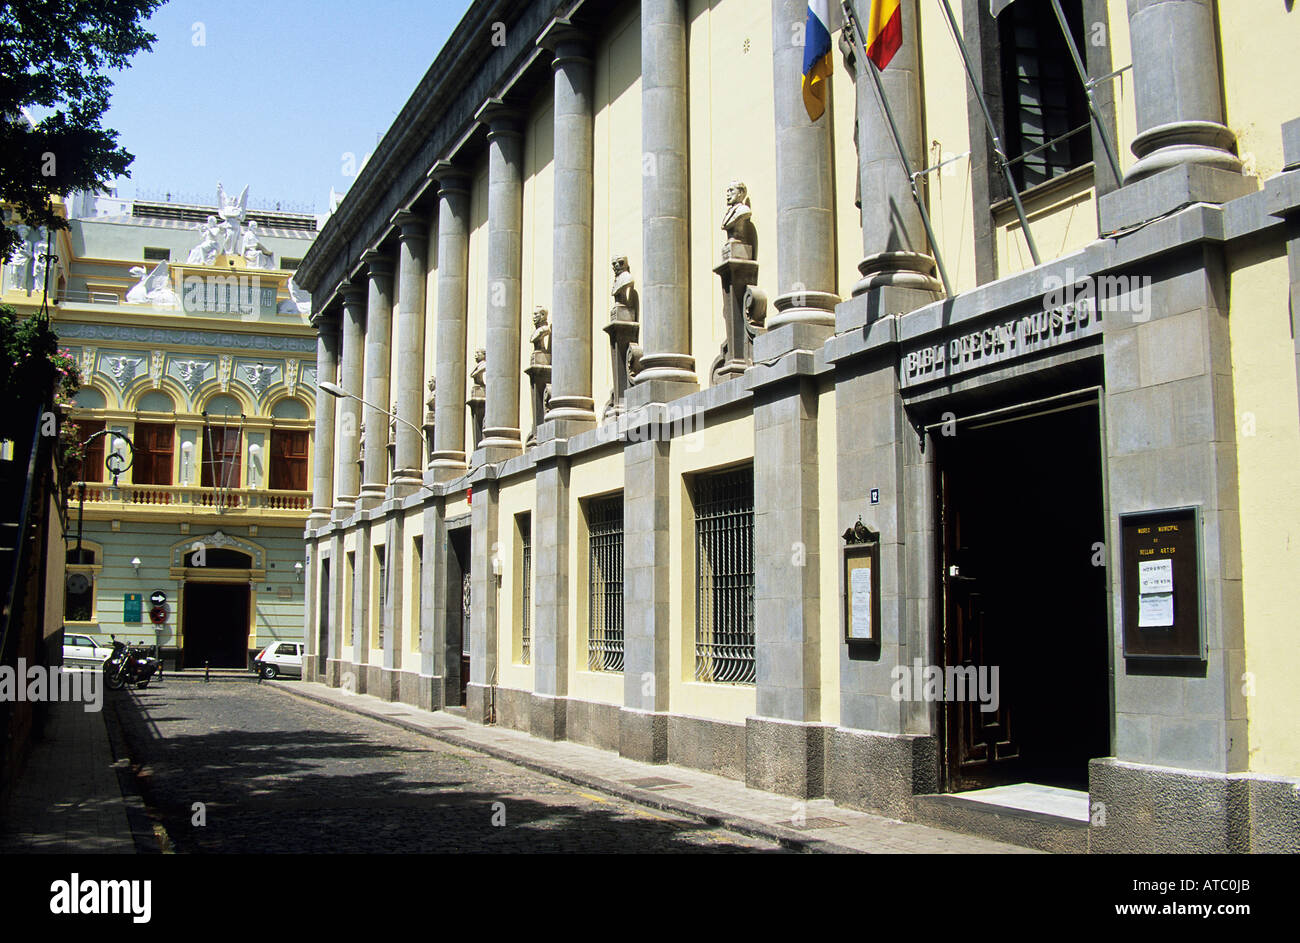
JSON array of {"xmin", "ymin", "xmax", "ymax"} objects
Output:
[
  {"xmin": 934, "ymin": 0, "xmax": 1041, "ymax": 266},
  {"xmin": 841, "ymin": 0, "xmax": 953, "ymax": 297},
  {"xmin": 1048, "ymin": 0, "xmax": 1123, "ymax": 186}
]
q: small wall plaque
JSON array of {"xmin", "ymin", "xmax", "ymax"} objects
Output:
[
  {"xmin": 841, "ymin": 518, "xmax": 880, "ymax": 645},
  {"xmin": 1119, "ymin": 506, "xmax": 1204, "ymax": 659}
]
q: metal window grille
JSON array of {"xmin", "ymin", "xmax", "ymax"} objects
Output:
[
  {"xmin": 693, "ymin": 468, "xmax": 755, "ymax": 684},
  {"xmin": 587, "ymin": 495, "xmax": 624, "ymax": 672},
  {"xmin": 519, "ymin": 515, "xmax": 531, "ymax": 665}
]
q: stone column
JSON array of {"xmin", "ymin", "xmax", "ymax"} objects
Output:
[
  {"xmin": 1099, "ymin": 0, "xmax": 1255, "ymax": 231},
  {"xmin": 430, "ymin": 164, "xmax": 472, "ymax": 480},
  {"xmin": 308, "ymin": 311, "xmax": 339, "ymax": 527},
  {"xmin": 466, "ymin": 474, "xmax": 499, "ymax": 724},
  {"xmin": 850, "ymin": 0, "xmax": 940, "ymax": 304},
  {"xmin": 392, "ymin": 212, "xmax": 428, "ymax": 495},
  {"xmin": 541, "ymin": 21, "xmax": 597, "ymax": 433},
  {"xmin": 358, "ymin": 249, "xmax": 395, "ymax": 509},
  {"xmin": 765, "ymin": 0, "xmax": 840, "ymax": 339},
  {"xmin": 630, "ymin": 0, "xmax": 696, "ymax": 404},
  {"xmin": 530, "ymin": 456, "xmax": 569, "ymax": 739},
  {"xmin": 620, "ymin": 436, "xmax": 672, "ymax": 762},
  {"xmin": 333, "ymin": 282, "xmax": 367, "ymax": 518},
  {"xmin": 747, "ymin": 376, "xmax": 827, "ymax": 798},
  {"xmin": 475, "ymin": 102, "xmax": 525, "ymax": 463}
]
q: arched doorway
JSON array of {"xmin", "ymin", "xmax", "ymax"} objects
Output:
[{"xmin": 181, "ymin": 547, "xmax": 254, "ymax": 669}]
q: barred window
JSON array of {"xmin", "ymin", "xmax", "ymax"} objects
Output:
[
  {"xmin": 374, "ymin": 545, "xmax": 386, "ymax": 650},
  {"xmin": 693, "ymin": 467, "xmax": 755, "ymax": 684},
  {"xmin": 998, "ymin": 0, "xmax": 1092, "ymax": 190},
  {"xmin": 518, "ymin": 513, "xmax": 531, "ymax": 665},
  {"xmin": 587, "ymin": 494, "xmax": 624, "ymax": 672}
]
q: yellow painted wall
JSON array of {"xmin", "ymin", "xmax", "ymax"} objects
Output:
[
  {"xmin": 567, "ymin": 447, "xmax": 627, "ymax": 706},
  {"xmin": 496, "ymin": 475, "xmax": 537, "ymax": 692},
  {"xmin": 687, "ymin": 0, "xmax": 777, "ymax": 384},
  {"xmin": 668, "ymin": 408, "xmax": 757, "ymax": 723},
  {"xmin": 1227, "ymin": 248, "xmax": 1300, "ymax": 777},
  {"xmin": 466, "ymin": 166, "xmax": 489, "ymax": 459},
  {"xmin": 402, "ymin": 508, "xmax": 425, "ymax": 670},
  {"xmin": 1218, "ymin": 0, "xmax": 1300, "ymax": 182},
  {"xmin": 995, "ymin": 173, "xmax": 1097, "ymax": 278},
  {"xmin": 816, "ymin": 380, "xmax": 840, "ymax": 726},
  {"xmin": 521, "ymin": 95, "xmax": 555, "ymax": 437},
  {"xmin": 918, "ymin": 4, "xmax": 978, "ymax": 294},
  {"xmin": 591, "ymin": 5, "xmax": 642, "ymax": 418}
]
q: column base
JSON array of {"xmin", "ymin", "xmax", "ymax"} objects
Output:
[
  {"xmin": 536, "ymin": 417, "xmax": 596, "ymax": 443},
  {"xmin": 744, "ymin": 717, "xmax": 830, "ymax": 799},
  {"xmin": 387, "ymin": 474, "xmax": 422, "ymax": 499},
  {"xmin": 356, "ymin": 486, "xmax": 385, "ymax": 510},
  {"xmin": 825, "ymin": 727, "xmax": 940, "ymax": 822},
  {"xmin": 307, "ymin": 508, "xmax": 331, "ymax": 528},
  {"xmin": 331, "ymin": 499, "xmax": 357, "ymax": 522},
  {"xmin": 428, "ymin": 455, "xmax": 467, "ymax": 483},
  {"xmin": 473, "ymin": 443, "xmax": 522, "ymax": 466},
  {"xmin": 619, "ymin": 707, "xmax": 668, "ymax": 764},
  {"xmin": 465, "ymin": 682, "xmax": 495, "ymax": 725},
  {"xmin": 1099, "ymin": 161, "xmax": 1258, "ymax": 234},
  {"xmin": 625, "ymin": 377, "xmax": 699, "ymax": 409},
  {"xmin": 852, "ymin": 250, "xmax": 943, "ymax": 298},
  {"xmin": 766, "ymin": 288, "xmax": 839, "ymax": 331},
  {"xmin": 529, "ymin": 692, "xmax": 567, "ymax": 741}
]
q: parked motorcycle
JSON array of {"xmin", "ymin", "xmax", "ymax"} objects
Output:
[{"xmin": 103, "ymin": 638, "xmax": 162, "ymax": 690}]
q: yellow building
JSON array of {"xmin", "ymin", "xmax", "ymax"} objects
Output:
[
  {"xmin": 2, "ymin": 189, "xmax": 320, "ymax": 668},
  {"xmin": 295, "ymin": 0, "xmax": 1300, "ymax": 852}
]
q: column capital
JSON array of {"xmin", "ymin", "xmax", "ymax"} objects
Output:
[
  {"xmin": 338, "ymin": 279, "xmax": 368, "ymax": 307},
  {"xmin": 309, "ymin": 308, "xmax": 339, "ymax": 332},
  {"xmin": 392, "ymin": 211, "xmax": 428, "ymax": 244},
  {"xmin": 475, "ymin": 99, "xmax": 522, "ymax": 137},
  {"xmin": 538, "ymin": 18, "xmax": 592, "ymax": 62},
  {"xmin": 361, "ymin": 249, "xmax": 395, "ymax": 279},
  {"xmin": 429, "ymin": 160, "xmax": 471, "ymax": 194}
]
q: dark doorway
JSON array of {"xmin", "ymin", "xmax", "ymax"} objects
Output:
[
  {"xmin": 317, "ymin": 557, "xmax": 330, "ymax": 674},
  {"xmin": 182, "ymin": 582, "xmax": 251, "ymax": 669},
  {"xmin": 447, "ymin": 528, "xmax": 471, "ymax": 706},
  {"xmin": 937, "ymin": 395, "xmax": 1109, "ymax": 792}
]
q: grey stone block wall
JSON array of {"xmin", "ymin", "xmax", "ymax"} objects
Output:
[
  {"xmin": 744, "ymin": 716, "xmax": 828, "ymax": 798},
  {"xmin": 495, "ymin": 685, "xmax": 531, "ymax": 733},
  {"xmin": 1102, "ymin": 246, "xmax": 1246, "ymax": 774},
  {"xmin": 564, "ymin": 698, "xmax": 621, "ymax": 753}
]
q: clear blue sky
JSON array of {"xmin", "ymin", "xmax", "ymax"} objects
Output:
[{"xmin": 100, "ymin": 0, "xmax": 473, "ymax": 214}]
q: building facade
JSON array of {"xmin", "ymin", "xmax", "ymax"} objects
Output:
[
  {"xmin": 3, "ymin": 189, "xmax": 320, "ymax": 668},
  {"xmin": 295, "ymin": 0, "xmax": 1300, "ymax": 852}
]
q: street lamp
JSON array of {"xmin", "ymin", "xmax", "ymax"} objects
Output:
[
  {"xmin": 74, "ymin": 428, "xmax": 135, "ymax": 563},
  {"xmin": 317, "ymin": 381, "xmax": 430, "ymax": 449}
]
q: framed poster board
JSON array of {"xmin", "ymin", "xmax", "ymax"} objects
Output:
[
  {"xmin": 841, "ymin": 521, "xmax": 880, "ymax": 645},
  {"xmin": 1119, "ymin": 506, "xmax": 1204, "ymax": 660}
]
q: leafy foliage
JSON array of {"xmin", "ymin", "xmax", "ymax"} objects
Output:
[{"xmin": 0, "ymin": 1, "xmax": 163, "ymax": 260}]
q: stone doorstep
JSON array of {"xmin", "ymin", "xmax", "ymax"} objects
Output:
[
  {"xmin": 267, "ymin": 682, "xmax": 901, "ymax": 854},
  {"xmin": 912, "ymin": 790, "xmax": 1091, "ymax": 854}
]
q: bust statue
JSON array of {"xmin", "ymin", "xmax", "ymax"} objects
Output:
[
  {"xmin": 610, "ymin": 256, "xmax": 637, "ymax": 322},
  {"xmin": 720, "ymin": 180, "xmax": 755, "ymax": 260},
  {"xmin": 529, "ymin": 306, "xmax": 551, "ymax": 366},
  {"xmin": 469, "ymin": 347, "xmax": 487, "ymax": 398}
]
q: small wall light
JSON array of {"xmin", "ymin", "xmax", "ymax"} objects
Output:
[
  {"xmin": 491, "ymin": 553, "xmax": 502, "ymax": 583},
  {"xmin": 294, "ymin": 561, "xmax": 304, "ymax": 582},
  {"xmin": 131, "ymin": 557, "xmax": 142, "ymax": 575}
]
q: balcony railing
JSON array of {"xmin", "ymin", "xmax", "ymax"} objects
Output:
[{"xmin": 69, "ymin": 481, "xmax": 311, "ymax": 514}]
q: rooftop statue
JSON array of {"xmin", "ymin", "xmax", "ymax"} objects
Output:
[
  {"xmin": 125, "ymin": 260, "xmax": 180, "ymax": 309},
  {"xmin": 241, "ymin": 221, "xmax": 274, "ymax": 270},
  {"xmin": 187, "ymin": 215, "xmax": 222, "ymax": 265}
]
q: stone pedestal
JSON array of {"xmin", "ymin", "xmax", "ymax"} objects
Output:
[
  {"xmin": 525, "ymin": 361, "xmax": 552, "ymax": 447},
  {"xmin": 466, "ymin": 393, "xmax": 485, "ymax": 453},
  {"xmin": 603, "ymin": 317, "xmax": 639, "ymax": 419},
  {"xmin": 711, "ymin": 256, "xmax": 760, "ymax": 382}
]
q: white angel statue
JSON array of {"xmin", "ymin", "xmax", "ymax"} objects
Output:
[
  {"xmin": 187, "ymin": 215, "xmax": 222, "ymax": 265},
  {"xmin": 125, "ymin": 261, "xmax": 180, "ymax": 309}
]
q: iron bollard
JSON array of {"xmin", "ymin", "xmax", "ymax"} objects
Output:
[{"xmin": 204, "ymin": 660, "xmax": 210, "ymax": 682}]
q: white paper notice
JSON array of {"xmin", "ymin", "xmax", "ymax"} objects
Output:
[
  {"xmin": 1138, "ymin": 592, "xmax": 1174, "ymax": 628},
  {"xmin": 850, "ymin": 566, "xmax": 872, "ymax": 639},
  {"xmin": 1138, "ymin": 558, "xmax": 1173, "ymax": 594}
]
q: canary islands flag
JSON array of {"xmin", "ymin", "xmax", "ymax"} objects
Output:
[
  {"xmin": 801, "ymin": 0, "xmax": 842, "ymax": 121},
  {"xmin": 864, "ymin": 0, "xmax": 903, "ymax": 71}
]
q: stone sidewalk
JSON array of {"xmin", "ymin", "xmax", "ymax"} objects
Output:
[
  {"xmin": 275, "ymin": 680, "xmax": 1037, "ymax": 854},
  {"xmin": 0, "ymin": 695, "xmax": 138, "ymax": 854}
]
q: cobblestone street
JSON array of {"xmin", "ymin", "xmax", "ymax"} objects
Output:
[{"xmin": 105, "ymin": 676, "xmax": 786, "ymax": 853}]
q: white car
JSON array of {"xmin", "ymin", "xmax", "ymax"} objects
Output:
[
  {"xmin": 62, "ymin": 632, "xmax": 113, "ymax": 668},
  {"xmin": 253, "ymin": 641, "xmax": 303, "ymax": 680}
]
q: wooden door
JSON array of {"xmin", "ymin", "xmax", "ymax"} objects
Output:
[{"xmin": 269, "ymin": 429, "xmax": 309, "ymax": 491}]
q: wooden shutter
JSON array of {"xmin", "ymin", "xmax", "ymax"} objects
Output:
[{"xmin": 268, "ymin": 429, "xmax": 309, "ymax": 491}]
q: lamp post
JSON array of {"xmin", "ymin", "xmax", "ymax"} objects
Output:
[
  {"xmin": 74, "ymin": 428, "xmax": 135, "ymax": 561},
  {"xmin": 317, "ymin": 380, "xmax": 431, "ymax": 452}
]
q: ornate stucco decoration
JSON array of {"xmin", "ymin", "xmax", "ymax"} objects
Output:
[
  {"xmin": 175, "ymin": 359, "xmax": 210, "ymax": 395},
  {"xmin": 284, "ymin": 359, "xmax": 300, "ymax": 397},
  {"xmin": 150, "ymin": 350, "xmax": 165, "ymax": 388},
  {"xmin": 243, "ymin": 362, "xmax": 278, "ymax": 399},
  {"xmin": 218, "ymin": 354, "xmax": 233, "ymax": 392},
  {"xmin": 107, "ymin": 355, "xmax": 144, "ymax": 389}
]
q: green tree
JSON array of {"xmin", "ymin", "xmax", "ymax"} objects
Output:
[{"xmin": 0, "ymin": 1, "xmax": 164, "ymax": 262}]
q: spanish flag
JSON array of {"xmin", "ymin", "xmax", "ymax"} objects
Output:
[
  {"xmin": 801, "ymin": 0, "xmax": 842, "ymax": 121},
  {"xmin": 864, "ymin": 0, "xmax": 903, "ymax": 72}
]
